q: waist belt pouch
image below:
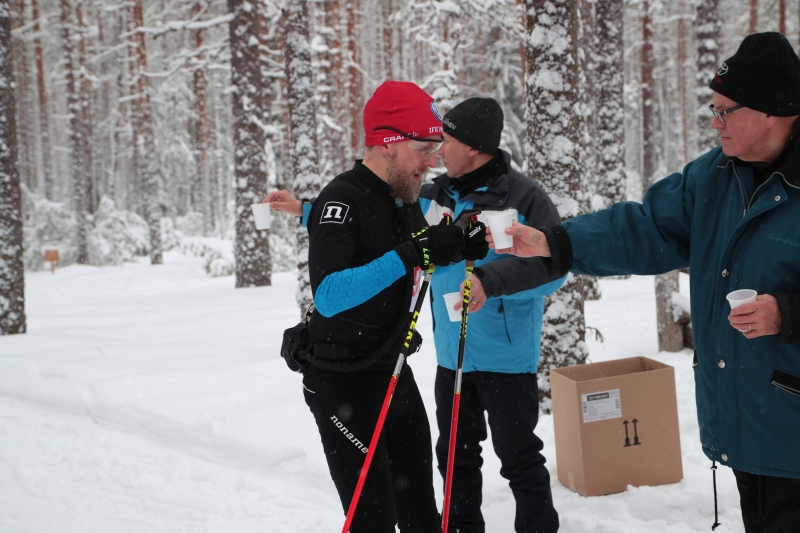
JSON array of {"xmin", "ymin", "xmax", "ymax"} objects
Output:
[
  {"xmin": 280, "ymin": 321, "xmax": 313, "ymax": 374},
  {"xmin": 312, "ymin": 342, "xmax": 371, "ymax": 361},
  {"xmin": 308, "ymin": 312, "xmax": 391, "ymax": 351}
]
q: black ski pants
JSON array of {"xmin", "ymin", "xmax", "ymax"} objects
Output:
[
  {"xmin": 303, "ymin": 362, "xmax": 440, "ymax": 533},
  {"xmin": 734, "ymin": 469, "xmax": 800, "ymax": 532},
  {"xmin": 435, "ymin": 366, "xmax": 559, "ymax": 533}
]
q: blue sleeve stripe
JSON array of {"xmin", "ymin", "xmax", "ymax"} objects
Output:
[
  {"xmin": 314, "ymin": 250, "xmax": 408, "ymax": 317},
  {"xmin": 301, "ymin": 202, "xmax": 313, "ymax": 228}
]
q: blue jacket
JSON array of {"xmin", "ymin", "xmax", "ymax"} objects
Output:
[
  {"xmin": 420, "ymin": 150, "xmax": 565, "ymax": 374},
  {"xmin": 562, "ymin": 146, "xmax": 800, "ymax": 478}
]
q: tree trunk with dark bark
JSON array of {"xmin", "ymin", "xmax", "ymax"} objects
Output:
[
  {"xmin": 60, "ymin": 0, "xmax": 90, "ymax": 264},
  {"xmin": 229, "ymin": 0, "xmax": 271, "ymax": 287},
  {"xmin": 0, "ymin": 0, "xmax": 26, "ymax": 335},
  {"xmin": 127, "ymin": 0, "xmax": 163, "ymax": 264},
  {"xmin": 524, "ymin": 0, "xmax": 589, "ymax": 413},
  {"xmin": 595, "ymin": 0, "xmax": 626, "ymax": 206},
  {"xmin": 642, "ymin": 1, "xmax": 683, "ymax": 353},
  {"xmin": 346, "ymin": 0, "xmax": 359, "ymax": 160},
  {"xmin": 283, "ymin": 0, "xmax": 322, "ymax": 316},
  {"xmin": 696, "ymin": 0, "xmax": 720, "ymax": 155},
  {"xmin": 193, "ymin": 3, "xmax": 212, "ymax": 235},
  {"xmin": 31, "ymin": 0, "xmax": 54, "ymax": 199},
  {"xmin": 9, "ymin": 0, "xmax": 33, "ymax": 192}
]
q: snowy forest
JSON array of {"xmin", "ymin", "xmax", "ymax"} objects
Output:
[{"xmin": 0, "ymin": 0, "xmax": 797, "ymax": 403}]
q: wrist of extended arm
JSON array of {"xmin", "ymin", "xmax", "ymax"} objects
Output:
[{"xmin": 539, "ymin": 225, "xmax": 573, "ymax": 277}]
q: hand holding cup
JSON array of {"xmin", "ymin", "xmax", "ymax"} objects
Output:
[{"xmin": 727, "ymin": 291, "xmax": 782, "ymax": 338}]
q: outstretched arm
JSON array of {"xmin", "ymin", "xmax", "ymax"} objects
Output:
[{"xmin": 263, "ymin": 190, "xmax": 303, "ymax": 216}]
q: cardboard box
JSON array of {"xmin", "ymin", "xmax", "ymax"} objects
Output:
[{"xmin": 551, "ymin": 356, "xmax": 683, "ymax": 497}]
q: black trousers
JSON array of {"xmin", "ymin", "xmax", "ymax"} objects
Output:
[
  {"xmin": 734, "ymin": 469, "xmax": 800, "ymax": 533},
  {"xmin": 303, "ymin": 362, "xmax": 440, "ymax": 533},
  {"xmin": 435, "ymin": 366, "xmax": 559, "ymax": 533}
]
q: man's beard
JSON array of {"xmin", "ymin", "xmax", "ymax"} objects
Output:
[{"xmin": 386, "ymin": 157, "xmax": 426, "ymax": 204}]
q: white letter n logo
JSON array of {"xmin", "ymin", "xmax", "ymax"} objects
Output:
[{"xmin": 320, "ymin": 201, "xmax": 350, "ymax": 224}]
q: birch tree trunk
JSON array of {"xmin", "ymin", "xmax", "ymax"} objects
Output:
[
  {"xmin": 0, "ymin": 0, "xmax": 26, "ymax": 335},
  {"xmin": 696, "ymin": 0, "xmax": 720, "ymax": 155},
  {"xmin": 283, "ymin": 0, "xmax": 322, "ymax": 316},
  {"xmin": 524, "ymin": 0, "xmax": 589, "ymax": 413},
  {"xmin": 642, "ymin": 1, "xmax": 683, "ymax": 353},
  {"xmin": 229, "ymin": 0, "xmax": 271, "ymax": 288}
]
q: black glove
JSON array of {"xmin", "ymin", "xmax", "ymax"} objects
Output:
[
  {"xmin": 451, "ymin": 210, "xmax": 488, "ymax": 262},
  {"xmin": 395, "ymin": 225, "xmax": 465, "ymax": 270},
  {"xmin": 463, "ymin": 220, "xmax": 488, "ymax": 261}
]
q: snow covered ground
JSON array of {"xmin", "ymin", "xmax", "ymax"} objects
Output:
[{"xmin": 0, "ymin": 250, "xmax": 745, "ymax": 532}]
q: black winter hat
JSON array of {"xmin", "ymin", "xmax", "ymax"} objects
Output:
[
  {"xmin": 442, "ymin": 97, "xmax": 504, "ymax": 154},
  {"xmin": 708, "ymin": 32, "xmax": 800, "ymax": 117}
]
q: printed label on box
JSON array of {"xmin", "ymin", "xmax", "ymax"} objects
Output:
[{"xmin": 581, "ymin": 389, "xmax": 622, "ymax": 423}]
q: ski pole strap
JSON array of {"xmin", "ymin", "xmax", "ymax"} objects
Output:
[
  {"xmin": 403, "ymin": 268, "xmax": 434, "ymax": 353},
  {"xmin": 711, "ymin": 461, "xmax": 720, "ymax": 531}
]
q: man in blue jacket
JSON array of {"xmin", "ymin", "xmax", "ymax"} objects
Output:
[
  {"xmin": 490, "ymin": 32, "xmax": 800, "ymax": 532},
  {"xmin": 421, "ymin": 97, "xmax": 564, "ymax": 533}
]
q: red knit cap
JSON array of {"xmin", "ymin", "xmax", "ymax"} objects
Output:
[{"xmin": 363, "ymin": 81, "xmax": 444, "ymax": 146}]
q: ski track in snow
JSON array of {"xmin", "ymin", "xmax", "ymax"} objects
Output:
[{"xmin": 0, "ymin": 250, "xmax": 744, "ymax": 532}]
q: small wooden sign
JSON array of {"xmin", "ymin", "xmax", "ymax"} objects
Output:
[{"xmin": 44, "ymin": 249, "xmax": 59, "ymax": 274}]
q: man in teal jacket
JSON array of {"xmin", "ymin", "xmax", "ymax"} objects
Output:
[
  {"xmin": 420, "ymin": 98, "xmax": 564, "ymax": 533},
  {"xmin": 490, "ymin": 33, "xmax": 800, "ymax": 532}
]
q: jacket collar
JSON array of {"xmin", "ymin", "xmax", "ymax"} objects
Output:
[
  {"xmin": 718, "ymin": 127, "xmax": 800, "ymax": 188},
  {"xmin": 432, "ymin": 149, "xmax": 512, "ymax": 204}
]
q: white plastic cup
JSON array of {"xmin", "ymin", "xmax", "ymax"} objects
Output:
[
  {"xmin": 251, "ymin": 203, "xmax": 272, "ymax": 230},
  {"xmin": 726, "ymin": 289, "xmax": 757, "ymax": 309},
  {"xmin": 443, "ymin": 292, "xmax": 463, "ymax": 322},
  {"xmin": 486, "ymin": 210, "xmax": 515, "ymax": 249}
]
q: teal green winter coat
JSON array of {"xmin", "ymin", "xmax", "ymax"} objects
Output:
[{"xmin": 563, "ymin": 146, "xmax": 800, "ymax": 478}]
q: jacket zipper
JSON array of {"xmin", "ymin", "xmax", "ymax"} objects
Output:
[{"xmin": 731, "ymin": 165, "xmax": 747, "ymax": 217}]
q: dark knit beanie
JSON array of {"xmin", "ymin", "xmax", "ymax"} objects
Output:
[
  {"xmin": 708, "ymin": 32, "xmax": 800, "ymax": 117},
  {"xmin": 442, "ymin": 97, "xmax": 504, "ymax": 154}
]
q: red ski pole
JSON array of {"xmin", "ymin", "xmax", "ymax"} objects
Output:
[
  {"xmin": 341, "ymin": 267, "xmax": 434, "ymax": 533},
  {"xmin": 441, "ymin": 259, "xmax": 475, "ymax": 533}
]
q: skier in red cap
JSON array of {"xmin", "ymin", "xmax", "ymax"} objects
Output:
[{"xmin": 279, "ymin": 81, "xmax": 487, "ymax": 533}]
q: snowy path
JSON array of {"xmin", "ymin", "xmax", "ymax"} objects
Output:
[{"xmin": 0, "ymin": 252, "xmax": 744, "ymax": 532}]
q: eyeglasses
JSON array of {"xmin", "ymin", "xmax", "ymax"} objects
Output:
[
  {"xmin": 409, "ymin": 140, "xmax": 443, "ymax": 156},
  {"xmin": 373, "ymin": 126, "xmax": 443, "ymax": 154},
  {"xmin": 709, "ymin": 103, "xmax": 744, "ymax": 125}
]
